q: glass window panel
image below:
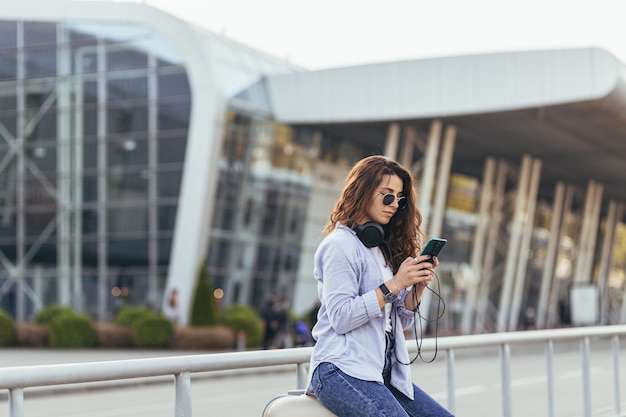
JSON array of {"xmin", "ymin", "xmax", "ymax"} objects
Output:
[
  {"xmin": 221, "ymin": 111, "xmax": 252, "ymax": 164},
  {"xmin": 107, "ymin": 136, "xmax": 148, "ymax": 167},
  {"xmin": 0, "ymin": 93, "xmax": 16, "ymax": 111},
  {"xmin": 107, "ymin": 206, "xmax": 148, "ymax": 234},
  {"xmin": 26, "ymin": 111, "xmax": 57, "ymax": 142},
  {"xmin": 69, "ymin": 26, "xmax": 98, "ymax": 43},
  {"xmin": 83, "ymin": 81, "xmax": 98, "ymax": 104},
  {"xmin": 82, "ymin": 140, "xmax": 97, "ymax": 173},
  {"xmin": 24, "ymin": 204, "xmax": 56, "ymax": 236},
  {"xmin": 24, "ymin": 172, "xmax": 56, "ymax": 202},
  {"xmin": 0, "ymin": 239, "xmax": 16, "ymax": 262},
  {"xmin": 24, "ymin": 46, "xmax": 57, "ymax": 78},
  {"xmin": 82, "ymin": 209, "xmax": 98, "ymax": 235},
  {"xmin": 26, "ymin": 242, "xmax": 56, "ymax": 264},
  {"xmin": 0, "ymin": 49, "xmax": 17, "ymax": 81},
  {"xmin": 158, "ymin": 135, "xmax": 186, "ymax": 164},
  {"xmin": 108, "ymin": 104, "xmax": 148, "ymax": 134},
  {"xmin": 24, "ymin": 22, "xmax": 56, "ymax": 46},
  {"xmin": 157, "ymin": 170, "xmax": 182, "ymax": 198},
  {"xmin": 81, "ymin": 240, "xmax": 98, "ymax": 268},
  {"xmin": 82, "ymin": 107, "xmax": 98, "ymax": 136},
  {"xmin": 107, "ymin": 238, "xmax": 148, "ymax": 265},
  {"xmin": 82, "ymin": 176, "xmax": 98, "ymax": 204},
  {"xmin": 0, "ymin": 21, "xmax": 17, "ymax": 49},
  {"xmin": 158, "ymin": 101, "xmax": 190, "ymax": 130},
  {"xmin": 81, "ymin": 275, "xmax": 99, "ymax": 316},
  {"xmin": 110, "ymin": 271, "xmax": 150, "ymax": 307},
  {"xmin": 25, "ymin": 142, "xmax": 56, "ymax": 171},
  {"xmin": 158, "ymin": 237, "xmax": 172, "ymax": 266},
  {"xmin": 107, "ymin": 77, "xmax": 147, "ymax": 101},
  {"xmin": 107, "ymin": 49, "xmax": 147, "ymax": 71},
  {"xmin": 212, "ymin": 175, "xmax": 239, "ymax": 230},
  {"xmin": 76, "ymin": 51, "xmax": 98, "ymax": 74},
  {"xmin": 157, "ymin": 204, "xmax": 177, "ymax": 232},
  {"xmin": 0, "ymin": 113, "xmax": 17, "ymax": 137},
  {"xmin": 107, "ymin": 171, "xmax": 149, "ymax": 201},
  {"xmin": 207, "ymin": 237, "xmax": 232, "ymax": 269},
  {"xmin": 158, "ymin": 73, "xmax": 190, "ymax": 98}
]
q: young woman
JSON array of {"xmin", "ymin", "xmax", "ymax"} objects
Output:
[{"xmin": 306, "ymin": 155, "xmax": 454, "ymax": 417}]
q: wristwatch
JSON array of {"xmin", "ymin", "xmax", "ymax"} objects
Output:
[{"xmin": 379, "ymin": 283, "xmax": 398, "ymax": 304}]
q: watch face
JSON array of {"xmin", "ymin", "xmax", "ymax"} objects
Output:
[{"xmin": 385, "ymin": 292, "xmax": 398, "ymax": 303}]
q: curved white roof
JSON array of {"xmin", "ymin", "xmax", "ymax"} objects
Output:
[{"xmin": 266, "ymin": 47, "xmax": 626, "ymax": 123}]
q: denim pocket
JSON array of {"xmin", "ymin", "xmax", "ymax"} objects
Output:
[
  {"xmin": 310, "ymin": 364, "xmax": 323, "ymax": 397},
  {"xmin": 312, "ymin": 362, "xmax": 338, "ymax": 397}
]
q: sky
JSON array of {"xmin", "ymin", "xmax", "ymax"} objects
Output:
[{"xmin": 128, "ymin": 0, "xmax": 626, "ymax": 70}]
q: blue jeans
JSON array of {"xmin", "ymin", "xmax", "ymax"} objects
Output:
[{"xmin": 309, "ymin": 334, "xmax": 454, "ymax": 417}]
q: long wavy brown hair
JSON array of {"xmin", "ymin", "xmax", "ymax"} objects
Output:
[{"xmin": 323, "ymin": 155, "xmax": 424, "ymax": 273}]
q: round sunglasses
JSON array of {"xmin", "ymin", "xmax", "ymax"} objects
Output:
[{"xmin": 379, "ymin": 192, "xmax": 407, "ymax": 209}]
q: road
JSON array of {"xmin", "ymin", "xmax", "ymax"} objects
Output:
[{"xmin": 0, "ymin": 338, "xmax": 623, "ymax": 417}]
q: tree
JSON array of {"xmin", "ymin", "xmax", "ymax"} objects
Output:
[{"xmin": 190, "ymin": 260, "xmax": 218, "ymax": 326}]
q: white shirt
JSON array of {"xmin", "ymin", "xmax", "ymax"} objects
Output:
[{"xmin": 372, "ymin": 246, "xmax": 393, "ymax": 332}]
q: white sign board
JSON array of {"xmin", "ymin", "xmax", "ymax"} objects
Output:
[{"xmin": 570, "ymin": 285, "xmax": 599, "ymax": 325}]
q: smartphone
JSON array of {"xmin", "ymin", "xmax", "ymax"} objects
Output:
[{"xmin": 420, "ymin": 238, "xmax": 447, "ymax": 263}]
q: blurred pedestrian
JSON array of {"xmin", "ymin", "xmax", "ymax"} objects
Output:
[
  {"xmin": 261, "ymin": 294, "xmax": 280, "ymax": 349},
  {"xmin": 163, "ymin": 288, "xmax": 179, "ymax": 325}
]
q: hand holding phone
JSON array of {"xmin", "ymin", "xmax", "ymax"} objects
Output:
[{"xmin": 420, "ymin": 238, "xmax": 447, "ymax": 263}]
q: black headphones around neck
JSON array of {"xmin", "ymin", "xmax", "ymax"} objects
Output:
[{"xmin": 351, "ymin": 221, "xmax": 385, "ymax": 248}]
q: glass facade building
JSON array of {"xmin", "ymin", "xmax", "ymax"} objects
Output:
[
  {"xmin": 2, "ymin": 1, "xmax": 625, "ymax": 333},
  {"xmin": 0, "ymin": 20, "xmax": 191, "ymax": 320},
  {"xmin": 0, "ymin": 14, "xmax": 389, "ymax": 321}
]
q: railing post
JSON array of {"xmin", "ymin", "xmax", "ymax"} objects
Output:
[
  {"xmin": 296, "ymin": 363, "xmax": 308, "ymax": 390},
  {"xmin": 9, "ymin": 388, "xmax": 24, "ymax": 417},
  {"xmin": 545, "ymin": 340, "xmax": 555, "ymax": 417},
  {"xmin": 612, "ymin": 335, "xmax": 621, "ymax": 416},
  {"xmin": 175, "ymin": 372, "xmax": 192, "ymax": 417},
  {"xmin": 446, "ymin": 349, "xmax": 456, "ymax": 414},
  {"xmin": 500, "ymin": 343, "xmax": 512, "ymax": 417},
  {"xmin": 580, "ymin": 337, "xmax": 592, "ymax": 417}
]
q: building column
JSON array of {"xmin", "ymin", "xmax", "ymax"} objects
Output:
[
  {"xmin": 147, "ymin": 47, "xmax": 159, "ymax": 307},
  {"xmin": 546, "ymin": 184, "xmax": 575, "ymax": 327},
  {"xmin": 536, "ymin": 181, "xmax": 566, "ymax": 329},
  {"xmin": 571, "ymin": 180, "xmax": 603, "ymax": 325},
  {"xmin": 497, "ymin": 155, "xmax": 533, "ymax": 332},
  {"xmin": 400, "ymin": 126, "xmax": 417, "ymax": 169},
  {"xmin": 15, "ymin": 22, "xmax": 26, "ymax": 321},
  {"xmin": 57, "ymin": 23, "xmax": 76, "ymax": 310},
  {"xmin": 418, "ymin": 120, "xmax": 442, "ymax": 231},
  {"xmin": 461, "ymin": 157, "xmax": 496, "ymax": 334},
  {"xmin": 574, "ymin": 181, "xmax": 603, "ymax": 284},
  {"xmin": 508, "ymin": 158, "xmax": 541, "ymax": 331},
  {"xmin": 96, "ymin": 37, "xmax": 109, "ymax": 323},
  {"xmin": 475, "ymin": 159, "xmax": 508, "ymax": 331},
  {"xmin": 598, "ymin": 200, "xmax": 620, "ymax": 324},
  {"xmin": 420, "ymin": 124, "xmax": 455, "ymax": 324},
  {"xmin": 384, "ymin": 122, "xmax": 400, "ymax": 160}
]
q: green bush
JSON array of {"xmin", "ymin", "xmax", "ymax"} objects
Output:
[
  {"xmin": 190, "ymin": 261, "xmax": 218, "ymax": 326},
  {"xmin": 49, "ymin": 313, "xmax": 97, "ymax": 348},
  {"xmin": 113, "ymin": 306, "xmax": 158, "ymax": 327},
  {"xmin": 218, "ymin": 305, "xmax": 263, "ymax": 348},
  {"xmin": 0, "ymin": 309, "xmax": 16, "ymax": 347},
  {"xmin": 35, "ymin": 304, "xmax": 77, "ymax": 325},
  {"xmin": 133, "ymin": 315, "xmax": 173, "ymax": 348}
]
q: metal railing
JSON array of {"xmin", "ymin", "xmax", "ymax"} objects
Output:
[{"xmin": 0, "ymin": 325, "xmax": 625, "ymax": 417}]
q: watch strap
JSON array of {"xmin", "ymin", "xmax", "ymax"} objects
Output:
[
  {"xmin": 379, "ymin": 282, "xmax": 392, "ymax": 295},
  {"xmin": 379, "ymin": 283, "xmax": 398, "ymax": 303}
]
